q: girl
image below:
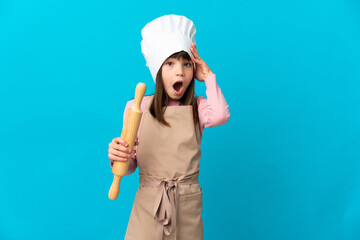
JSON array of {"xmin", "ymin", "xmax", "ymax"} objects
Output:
[{"xmin": 108, "ymin": 15, "xmax": 230, "ymax": 240}]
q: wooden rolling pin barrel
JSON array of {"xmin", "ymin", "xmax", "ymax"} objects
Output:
[{"xmin": 108, "ymin": 83, "xmax": 146, "ymax": 200}]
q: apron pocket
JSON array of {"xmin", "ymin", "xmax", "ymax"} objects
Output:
[
  {"xmin": 179, "ymin": 187, "xmax": 203, "ymax": 202},
  {"xmin": 177, "ymin": 188, "xmax": 204, "ymax": 239}
]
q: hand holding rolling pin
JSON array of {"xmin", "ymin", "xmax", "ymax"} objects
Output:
[
  {"xmin": 108, "ymin": 83, "xmax": 146, "ymax": 200},
  {"xmin": 108, "ymin": 137, "xmax": 139, "ymax": 168}
]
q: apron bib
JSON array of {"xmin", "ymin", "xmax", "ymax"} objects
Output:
[{"xmin": 125, "ymin": 95, "xmax": 203, "ymax": 240}]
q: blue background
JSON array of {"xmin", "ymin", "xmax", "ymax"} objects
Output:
[{"xmin": 1, "ymin": 0, "xmax": 359, "ymax": 239}]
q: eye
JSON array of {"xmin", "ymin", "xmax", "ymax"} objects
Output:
[
  {"xmin": 165, "ymin": 61, "xmax": 173, "ymax": 66},
  {"xmin": 184, "ymin": 62, "xmax": 192, "ymax": 67}
]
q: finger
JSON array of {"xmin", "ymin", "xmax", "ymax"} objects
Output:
[
  {"xmin": 119, "ymin": 137, "xmax": 129, "ymax": 147},
  {"xmin": 191, "ymin": 56, "xmax": 204, "ymax": 66},
  {"xmin": 108, "ymin": 152, "xmax": 129, "ymax": 162},
  {"xmin": 109, "ymin": 148, "xmax": 131, "ymax": 159},
  {"xmin": 191, "ymin": 48, "xmax": 200, "ymax": 59},
  {"xmin": 108, "ymin": 148, "xmax": 130, "ymax": 157},
  {"xmin": 115, "ymin": 137, "xmax": 129, "ymax": 147},
  {"xmin": 191, "ymin": 49, "xmax": 202, "ymax": 63},
  {"xmin": 109, "ymin": 143, "xmax": 131, "ymax": 154},
  {"xmin": 110, "ymin": 139, "xmax": 130, "ymax": 150},
  {"xmin": 191, "ymin": 44, "xmax": 200, "ymax": 57},
  {"xmin": 191, "ymin": 56, "xmax": 199, "ymax": 63},
  {"xmin": 191, "ymin": 42, "xmax": 197, "ymax": 50},
  {"xmin": 190, "ymin": 44, "xmax": 199, "ymax": 57}
]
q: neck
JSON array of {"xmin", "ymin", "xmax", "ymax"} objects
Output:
[{"xmin": 167, "ymin": 98, "xmax": 181, "ymax": 106}]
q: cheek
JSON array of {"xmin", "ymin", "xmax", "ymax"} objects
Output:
[
  {"xmin": 187, "ymin": 69, "xmax": 194, "ymax": 81},
  {"xmin": 186, "ymin": 71, "xmax": 194, "ymax": 83},
  {"xmin": 161, "ymin": 72, "xmax": 171, "ymax": 87},
  {"xmin": 162, "ymin": 79, "xmax": 172, "ymax": 91},
  {"xmin": 184, "ymin": 80, "xmax": 193, "ymax": 90}
]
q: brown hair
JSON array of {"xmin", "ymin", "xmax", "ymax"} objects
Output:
[{"xmin": 149, "ymin": 51, "xmax": 198, "ymax": 127}]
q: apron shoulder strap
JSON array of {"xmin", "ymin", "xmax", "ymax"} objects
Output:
[{"xmin": 144, "ymin": 95, "xmax": 155, "ymax": 110}]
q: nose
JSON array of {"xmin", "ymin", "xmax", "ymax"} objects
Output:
[{"xmin": 176, "ymin": 64, "xmax": 184, "ymax": 77}]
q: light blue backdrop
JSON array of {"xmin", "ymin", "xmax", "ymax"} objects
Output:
[{"xmin": 1, "ymin": 0, "xmax": 359, "ymax": 239}]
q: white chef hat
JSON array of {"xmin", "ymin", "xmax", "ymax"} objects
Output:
[{"xmin": 140, "ymin": 14, "xmax": 196, "ymax": 82}]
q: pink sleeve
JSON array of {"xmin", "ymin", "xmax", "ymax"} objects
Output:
[{"xmin": 197, "ymin": 73, "xmax": 230, "ymax": 132}]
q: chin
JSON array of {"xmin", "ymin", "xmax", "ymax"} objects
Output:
[{"xmin": 169, "ymin": 95, "xmax": 182, "ymax": 100}]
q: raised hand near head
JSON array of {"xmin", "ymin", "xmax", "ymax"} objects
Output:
[{"xmin": 190, "ymin": 43, "xmax": 213, "ymax": 82}]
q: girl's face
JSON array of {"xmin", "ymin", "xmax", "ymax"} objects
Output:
[{"xmin": 161, "ymin": 57, "xmax": 194, "ymax": 100}]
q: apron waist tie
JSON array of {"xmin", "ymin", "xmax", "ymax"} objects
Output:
[{"xmin": 139, "ymin": 173, "xmax": 199, "ymax": 240}]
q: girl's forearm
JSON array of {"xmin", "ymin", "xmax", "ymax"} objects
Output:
[{"xmin": 198, "ymin": 73, "xmax": 230, "ymax": 129}]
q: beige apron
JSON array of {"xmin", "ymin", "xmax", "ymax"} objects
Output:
[{"xmin": 125, "ymin": 95, "xmax": 203, "ymax": 240}]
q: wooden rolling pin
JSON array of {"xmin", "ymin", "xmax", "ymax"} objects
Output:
[{"xmin": 108, "ymin": 82, "xmax": 146, "ymax": 200}]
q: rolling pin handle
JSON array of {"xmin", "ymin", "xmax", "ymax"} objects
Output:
[
  {"xmin": 133, "ymin": 83, "xmax": 146, "ymax": 111},
  {"xmin": 108, "ymin": 175, "xmax": 122, "ymax": 200}
]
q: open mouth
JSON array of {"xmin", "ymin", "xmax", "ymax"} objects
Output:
[{"xmin": 173, "ymin": 81, "xmax": 183, "ymax": 94}]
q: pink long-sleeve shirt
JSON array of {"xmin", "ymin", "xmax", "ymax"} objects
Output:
[{"xmin": 121, "ymin": 73, "xmax": 230, "ymax": 174}]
